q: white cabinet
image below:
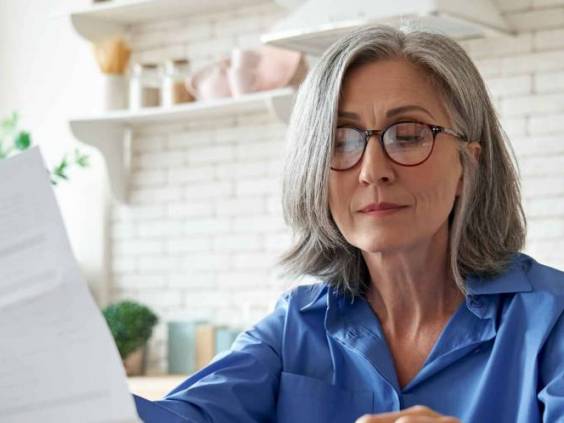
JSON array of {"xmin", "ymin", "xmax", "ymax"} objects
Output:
[
  {"xmin": 69, "ymin": 0, "xmax": 270, "ymax": 42},
  {"xmin": 261, "ymin": 0, "xmax": 512, "ymax": 55},
  {"xmin": 66, "ymin": 0, "xmax": 296, "ymax": 203},
  {"xmin": 69, "ymin": 88, "xmax": 296, "ymax": 202}
]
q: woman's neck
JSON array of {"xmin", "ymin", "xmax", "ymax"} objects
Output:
[{"xmin": 362, "ymin": 225, "xmax": 464, "ymax": 334}]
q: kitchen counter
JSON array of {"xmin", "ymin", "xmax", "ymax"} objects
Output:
[{"xmin": 127, "ymin": 375, "xmax": 187, "ymax": 400}]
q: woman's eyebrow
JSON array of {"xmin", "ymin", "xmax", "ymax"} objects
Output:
[
  {"xmin": 337, "ymin": 111, "xmax": 360, "ymax": 120},
  {"xmin": 337, "ymin": 105, "xmax": 435, "ymax": 120},
  {"xmin": 387, "ymin": 105, "xmax": 435, "ymax": 119}
]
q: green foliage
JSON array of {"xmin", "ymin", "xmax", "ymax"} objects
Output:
[
  {"xmin": 14, "ymin": 131, "xmax": 31, "ymax": 150},
  {"xmin": 102, "ymin": 300, "xmax": 159, "ymax": 359},
  {"xmin": 0, "ymin": 111, "xmax": 21, "ymax": 159},
  {"xmin": 51, "ymin": 149, "xmax": 90, "ymax": 185},
  {"xmin": 0, "ymin": 112, "xmax": 89, "ymax": 183}
]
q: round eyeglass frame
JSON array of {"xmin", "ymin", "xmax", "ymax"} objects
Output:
[{"xmin": 330, "ymin": 120, "xmax": 468, "ymax": 171}]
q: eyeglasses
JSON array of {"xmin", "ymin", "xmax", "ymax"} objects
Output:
[{"xmin": 330, "ymin": 120, "xmax": 468, "ymax": 171}]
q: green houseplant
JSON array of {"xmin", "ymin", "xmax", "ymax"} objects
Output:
[
  {"xmin": 103, "ymin": 300, "xmax": 159, "ymax": 376},
  {"xmin": 0, "ymin": 112, "xmax": 89, "ymax": 183}
]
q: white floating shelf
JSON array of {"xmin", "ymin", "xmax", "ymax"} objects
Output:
[
  {"xmin": 68, "ymin": 0, "xmax": 270, "ymax": 42},
  {"xmin": 69, "ymin": 87, "xmax": 296, "ymax": 203},
  {"xmin": 261, "ymin": 0, "xmax": 512, "ymax": 55}
]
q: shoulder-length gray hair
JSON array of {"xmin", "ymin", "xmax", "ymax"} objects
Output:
[{"xmin": 279, "ymin": 24, "xmax": 526, "ymax": 298}]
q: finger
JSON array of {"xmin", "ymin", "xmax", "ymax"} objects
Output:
[
  {"xmin": 403, "ymin": 407, "xmax": 460, "ymax": 422},
  {"xmin": 357, "ymin": 411, "xmax": 423, "ymax": 422},
  {"xmin": 356, "ymin": 415, "xmax": 388, "ymax": 423},
  {"xmin": 395, "ymin": 408, "xmax": 460, "ymax": 422},
  {"xmin": 402, "ymin": 405, "xmax": 443, "ymax": 417},
  {"xmin": 394, "ymin": 416, "xmax": 438, "ymax": 423},
  {"xmin": 356, "ymin": 414, "xmax": 395, "ymax": 423},
  {"xmin": 394, "ymin": 416, "xmax": 461, "ymax": 423},
  {"xmin": 355, "ymin": 406, "xmax": 449, "ymax": 423}
]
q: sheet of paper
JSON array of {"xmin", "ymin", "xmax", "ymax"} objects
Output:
[{"xmin": 0, "ymin": 148, "xmax": 140, "ymax": 423}]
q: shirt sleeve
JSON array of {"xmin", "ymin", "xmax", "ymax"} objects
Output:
[
  {"xmin": 537, "ymin": 308, "xmax": 564, "ymax": 422},
  {"xmin": 134, "ymin": 291, "xmax": 291, "ymax": 423}
]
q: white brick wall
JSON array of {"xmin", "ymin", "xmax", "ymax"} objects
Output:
[{"xmin": 110, "ymin": 1, "xmax": 564, "ymax": 373}]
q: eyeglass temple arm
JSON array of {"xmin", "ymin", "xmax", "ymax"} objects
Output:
[{"xmin": 438, "ymin": 126, "xmax": 468, "ymax": 142}]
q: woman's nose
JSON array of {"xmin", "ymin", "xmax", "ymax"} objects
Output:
[{"xmin": 358, "ymin": 135, "xmax": 396, "ymax": 185}]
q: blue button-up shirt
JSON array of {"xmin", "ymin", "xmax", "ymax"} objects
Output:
[{"xmin": 134, "ymin": 253, "xmax": 564, "ymax": 422}]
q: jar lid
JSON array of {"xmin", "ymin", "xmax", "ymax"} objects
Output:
[{"xmin": 163, "ymin": 58, "xmax": 190, "ymax": 75}]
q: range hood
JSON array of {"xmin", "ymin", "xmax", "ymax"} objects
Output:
[{"xmin": 262, "ymin": 0, "xmax": 512, "ymax": 55}]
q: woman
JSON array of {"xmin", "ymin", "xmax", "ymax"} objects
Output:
[{"xmin": 135, "ymin": 25, "xmax": 564, "ymax": 422}]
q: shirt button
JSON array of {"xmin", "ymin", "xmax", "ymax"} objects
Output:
[
  {"xmin": 346, "ymin": 330, "xmax": 357, "ymax": 338},
  {"xmin": 469, "ymin": 296, "xmax": 484, "ymax": 308}
]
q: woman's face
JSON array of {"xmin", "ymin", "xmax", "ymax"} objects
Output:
[{"xmin": 328, "ymin": 59, "xmax": 468, "ymax": 255}]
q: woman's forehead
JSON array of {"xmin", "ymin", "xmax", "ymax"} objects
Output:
[
  {"xmin": 341, "ymin": 61, "xmax": 436, "ymax": 100},
  {"xmin": 338, "ymin": 60, "xmax": 450, "ymax": 123},
  {"xmin": 337, "ymin": 105, "xmax": 437, "ymax": 122}
]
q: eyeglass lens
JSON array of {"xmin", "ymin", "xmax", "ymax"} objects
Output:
[{"xmin": 331, "ymin": 122, "xmax": 434, "ymax": 170}]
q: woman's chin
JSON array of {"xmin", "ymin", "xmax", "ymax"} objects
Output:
[{"xmin": 355, "ymin": 236, "xmax": 409, "ymax": 255}]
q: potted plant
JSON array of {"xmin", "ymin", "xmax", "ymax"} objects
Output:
[{"xmin": 103, "ymin": 300, "xmax": 159, "ymax": 376}]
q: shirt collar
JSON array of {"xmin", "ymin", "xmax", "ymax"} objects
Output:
[
  {"xmin": 299, "ymin": 283, "xmax": 329, "ymax": 312},
  {"xmin": 463, "ymin": 253, "xmax": 533, "ymax": 319},
  {"xmin": 465, "ymin": 252, "xmax": 533, "ymax": 296},
  {"xmin": 299, "ymin": 253, "xmax": 534, "ymax": 314}
]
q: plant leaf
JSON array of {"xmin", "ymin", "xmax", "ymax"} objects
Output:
[
  {"xmin": 74, "ymin": 149, "xmax": 90, "ymax": 167},
  {"xmin": 51, "ymin": 157, "xmax": 70, "ymax": 182},
  {"xmin": 14, "ymin": 131, "xmax": 31, "ymax": 150},
  {"xmin": 0, "ymin": 112, "xmax": 18, "ymax": 135},
  {"xmin": 55, "ymin": 158, "xmax": 68, "ymax": 173}
]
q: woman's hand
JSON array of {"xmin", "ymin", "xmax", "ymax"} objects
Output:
[{"xmin": 356, "ymin": 405, "xmax": 461, "ymax": 422}]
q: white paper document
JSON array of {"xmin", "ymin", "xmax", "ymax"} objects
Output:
[{"xmin": 0, "ymin": 148, "xmax": 140, "ymax": 423}]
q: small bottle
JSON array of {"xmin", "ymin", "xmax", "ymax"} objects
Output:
[
  {"xmin": 161, "ymin": 58, "xmax": 192, "ymax": 107},
  {"xmin": 129, "ymin": 62, "xmax": 161, "ymax": 110}
]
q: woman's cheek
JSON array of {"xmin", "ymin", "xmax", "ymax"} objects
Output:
[{"xmin": 414, "ymin": 181, "xmax": 459, "ymax": 226}]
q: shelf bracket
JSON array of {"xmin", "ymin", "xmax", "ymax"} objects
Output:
[
  {"xmin": 266, "ymin": 91, "xmax": 296, "ymax": 124},
  {"xmin": 69, "ymin": 121, "xmax": 131, "ymax": 203},
  {"xmin": 70, "ymin": 14, "xmax": 125, "ymax": 42}
]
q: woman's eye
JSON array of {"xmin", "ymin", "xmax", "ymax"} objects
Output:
[
  {"xmin": 396, "ymin": 135, "xmax": 421, "ymax": 143},
  {"xmin": 335, "ymin": 140, "xmax": 351, "ymax": 150}
]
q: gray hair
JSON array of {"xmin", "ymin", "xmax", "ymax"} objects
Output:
[{"xmin": 278, "ymin": 24, "xmax": 526, "ymax": 298}]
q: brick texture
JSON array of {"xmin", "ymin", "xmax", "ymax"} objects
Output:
[{"xmin": 110, "ymin": 2, "xmax": 564, "ymax": 373}]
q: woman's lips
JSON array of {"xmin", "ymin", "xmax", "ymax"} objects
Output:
[{"xmin": 359, "ymin": 202, "xmax": 408, "ymax": 216}]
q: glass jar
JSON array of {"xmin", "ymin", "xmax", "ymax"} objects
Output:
[
  {"xmin": 129, "ymin": 62, "xmax": 161, "ymax": 110},
  {"xmin": 161, "ymin": 58, "xmax": 192, "ymax": 107}
]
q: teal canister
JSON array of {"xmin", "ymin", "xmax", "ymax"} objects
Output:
[{"xmin": 167, "ymin": 320, "xmax": 201, "ymax": 375}]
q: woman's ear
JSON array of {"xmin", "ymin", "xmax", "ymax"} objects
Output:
[
  {"xmin": 456, "ymin": 174, "xmax": 463, "ymax": 197},
  {"xmin": 468, "ymin": 141, "xmax": 481, "ymax": 162},
  {"xmin": 456, "ymin": 142, "xmax": 481, "ymax": 196}
]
